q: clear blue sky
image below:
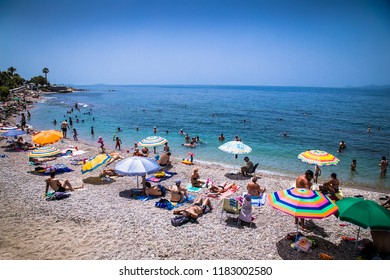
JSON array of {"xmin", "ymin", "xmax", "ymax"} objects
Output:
[{"xmin": 1, "ymin": 0, "xmax": 390, "ymax": 87}]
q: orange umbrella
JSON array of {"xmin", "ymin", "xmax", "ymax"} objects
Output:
[{"xmin": 32, "ymin": 130, "xmax": 63, "ymax": 145}]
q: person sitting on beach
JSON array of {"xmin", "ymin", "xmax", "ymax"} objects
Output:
[
  {"xmin": 319, "ymin": 173, "xmax": 340, "ymax": 194},
  {"xmin": 191, "ymin": 168, "xmax": 205, "ymax": 187},
  {"xmin": 246, "ymin": 177, "xmax": 266, "ymax": 197},
  {"xmin": 141, "ymin": 147, "xmax": 149, "ymax": 157},
  {"xmin": 158, "ymin": 152, "xmax": 172, "ymax": 167},
  {"xmin": 45, "ymin": 171, "xmax": 83, "ymax": 194},
  {"xmin": 145, "ymin": 182, "xmax": 167, "ymax": 197},
  {"xmin": 173, "ymin": 195, "xmax": 212, "ymax": 219},
  {"xmin": 207, "ymin": 180, "xmax": 238, "ymax": 194},
  {"xmin": 240, "ymin": 156, "xmax": 254, "ymax": 177},
  {"xmin": 167, "ymin": 179, "xmax": 188, "ymax": 203},
  {"xmin": 295, "ymin": 170, "xmax": 314, "ymax": 231},
  {"xmin": 132, "ymin": 148, "xmax": 143, "ymax": 157}
]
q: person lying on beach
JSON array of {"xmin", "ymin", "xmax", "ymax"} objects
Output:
[
  {"xmin": 167, "ymin": 179, "xmax": 188, "ymax": 203},
  {"xmin": 106, "ymin": 153, "xmax": 124, "ymax": 166},
  {"xmin": 158, "ymin": 152, "xmax": 171, "ymax": 167},
  {"xmin": 173, "ymin": 195, "xmax": 212, "ymax": 219},
  {"xmin": 100, "ymin": 169, "xmax": 122, "ymax": 177},
  {"xmin": 29, "ymin": 157, "xmax": 57, "ymax": 164},
  {"xmin": 190, "ymin": 168, "xmax": 205, "ymax": 187},
  {"xmin": 207, "ymin": 180, "xmax": 238, "ymax": 194},
  {"xmin": 246, "ymin": 177, "xmax": 266, "ymax": 197},
  {"xmin": 319, "ymin": 173, "xmax": 340, "ymax": 194},
  {"xmin": 45, "ymin": 171, "xmax": 83, "ymax": 194}
]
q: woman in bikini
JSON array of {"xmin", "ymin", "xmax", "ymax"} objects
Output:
[
  {"xmin": 190, "ymin": 168, "xmax": 204, "ymax": 187},
  {"xmin": 167, "ymin": 179, "xmax": 188, "ymax": 203},
  {"xmin": 207, "ymin": 180, "xmax": 238, "ymax": 194}
]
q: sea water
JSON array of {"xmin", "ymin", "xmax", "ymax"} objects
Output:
[{"xmin": 28, "ymin": 85, "xmax": 390, "ymax": 190}]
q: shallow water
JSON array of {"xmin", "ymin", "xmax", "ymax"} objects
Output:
[{"xmin": 29, "ymin": 85, "xmax": 390, "ymax": 190}]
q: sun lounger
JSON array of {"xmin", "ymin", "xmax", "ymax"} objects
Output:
[{"xmin": 241, "ymin": 192, "xmax": 266, "ymax": 206}]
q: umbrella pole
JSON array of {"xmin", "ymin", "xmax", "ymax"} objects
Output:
[
  {"xmin": 137, "ymin": 176, "xmax": 139, "ymax": 188},
  {"xmin": 295, "ymin": 222, "xmax": 300, "ymax": 252},
  {"xmin": 354, "ymin": 227, "xmax": 361, "ymax": 251}
]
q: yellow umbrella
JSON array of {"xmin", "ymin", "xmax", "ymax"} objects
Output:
[
  {"xmin": 82, "ymin": 154, "xmax": 111, "ymax": 174},
  {"xmin": 32, "ymin": 130, "xmax": 63, "ymax": 145}
]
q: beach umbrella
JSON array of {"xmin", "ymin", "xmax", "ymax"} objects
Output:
[
  {"xmin": 32, "ymin": 130, "xmax": 63, "ymax": 145},
  {"xmin": 138, "ymin": 136, "xmax": 167, "ymax": 147},
  {"xmin": 81, "ymin": 153, "xmax": 111, "ymax": 174},
  {"xmin": 268, "ymin": 187, "xmax": 338, "ymax": 242},
  {"xmin": 218, "ymin": 141, "xmax": 252, "ymax": 173},
  {"xmin": 298, "ymin": 150, "xmax": 339, "ymax": 166},
  {"xmin": 335, "ymin": 197, "xmax": 390, "ymax": 248},
  {"xmin": 1, "ymin": 129, "xmax": 26, "ymax": 137},
  {"xmin": 29, "ymin": 146, "xmax": 62, "ymax": 158},
  {"xmin": 114, "ymin": 156, "xmax": 160, "ymax": 187}
]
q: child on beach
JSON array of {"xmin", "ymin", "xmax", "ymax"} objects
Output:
[
  {"xmin": 115, "ymin": 137, "xmax": 122, "ymax": 151},
  {"xmin": 97, "ymin": 136, "xmax": 105, "ymax": 153},
  {"xmin": 73, "ymin": 128, "xmax": 78, "ymax": 141}
]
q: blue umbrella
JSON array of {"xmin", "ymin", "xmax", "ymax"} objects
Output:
[
  {"xmin": 2, "ymin": 129, "xmax": 27, "ymax": 137},
  {"xmin": 114, "ymin": 156, "xmax": 160, "ymax": 187}
]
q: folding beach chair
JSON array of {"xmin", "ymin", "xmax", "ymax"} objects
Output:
[
  {"xmin": 220, "ymin": 198, "xmax": 241, "ymax": 225},
  {"xmin": 247, "ymin": 163, "xmax": 259, "ymax": 176}
]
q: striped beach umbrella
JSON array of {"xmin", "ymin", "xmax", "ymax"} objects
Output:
[
  {"xmin": 29, "ymin": 146, "xmax": 62, "ymax": 158},
  {"xmin": 268, "ymin": 188, "xmax": 338, "ymax": 219},
  {"xmin": 82, "ymin": 153, "xmax": 111, "ymax": 174},
  {"xmin": 32, "ymin": 130, "xmax": 63, "ymax": 145},
  {"xmin": 138, "ymin": 136, "xmax": 167, "ymax": 147},
  {"xmin": 298, "ymin": 150, "xmax": 339, "ymax": 166}
]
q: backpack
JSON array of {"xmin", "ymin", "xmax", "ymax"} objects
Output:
[{"xmin": 171, "ymin": 215, "xmax": 190, "ymax": 227}]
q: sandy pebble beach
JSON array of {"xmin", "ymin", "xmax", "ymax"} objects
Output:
[{"xmin": 0, "ymin": 128, "xmax": 388, "ymax": 260}]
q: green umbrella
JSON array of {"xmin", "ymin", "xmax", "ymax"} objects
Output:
[
  {"xmin": 335, "ymin": 197, "xmax": 390, "ymax": 249},
  {"xmin": 335, "ymin": 198, "xmax": 390, "ymax": 230}
]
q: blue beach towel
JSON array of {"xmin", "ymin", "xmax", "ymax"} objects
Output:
[
  {"xmin": 170, "ymin": 194, "xmax": 196, "ymax": 208},
  {"xmin": 186, "ymin": 183, "xmax": 206, "ymax": 192},
  {"xmin": 242, "ymin": 192, "xmax": 266, "ymax": 206}
]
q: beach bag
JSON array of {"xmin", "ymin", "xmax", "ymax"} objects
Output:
[
  {"xmin": 171, "ymin": 215, "xmax": 189, "ymax": 227},
  {"xmin": 294, "ymin": 237, "xmax": 312, "ymax": 252},
  {"xmin": 155, "ymin": 198, "xmax": 173, "ymax": 209},
  {"xmin": 46, "ymin": 192, "xmax": 70, "ymax": 201}
]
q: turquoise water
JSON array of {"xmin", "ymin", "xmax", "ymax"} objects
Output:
[{"xmin": 29, "ymin": 85, "xmax": 390, "ymax": 190}]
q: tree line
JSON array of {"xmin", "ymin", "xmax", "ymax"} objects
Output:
[{"xmin": 0, "ymin": 67, "xmax": 50, "ymax": 101}]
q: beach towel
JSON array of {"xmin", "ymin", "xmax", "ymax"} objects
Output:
[
  {"xmin": 133, "ymin": 194, "xmax": 161, "ymax": 201},
  {"xmin": 147, "ymin": 171, "xmax": 177, "ymax": 183},
  {"xmin": 241, "ymin": 192, "xmax": 267, "ymax": 206},
  {"xmin": 186, "ymin": 183, "xmax": 206, "ymax": 192}
]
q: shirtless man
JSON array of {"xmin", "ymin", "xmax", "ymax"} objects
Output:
[
  {"xmin": 158, "ymin": 152, "xmax": 171, "ymax": 166},
  {"xmin": 167, "ymin": 179, "xmax": 188, "ymax": 203},
  {"xmin": 45, "ymin": 171, "xmax": 83, "ymax": 194},
  {"xmin": 173, "ymin": 195, "xmax": 212, "ymax": 219},
  {"xmin": 319, "ymin": 173, "xmax": 340, "ymax": 194},
  {"xmin": 295, "ymin": 170, "xmax": 313, "ymax": 231},
  {"xmin": 246, "ymin": 177, "xmax": 266, "ymax": 197},
  {"xmin": 380, "ymin": 156, "xmax": 388, "ymax": 177},
  {"xmin": 241, "ymin": 157, "xmax": 254, "ymax": 176}
]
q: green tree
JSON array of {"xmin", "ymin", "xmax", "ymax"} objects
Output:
[
  {"xmin": 0, "ymin": 86, "xmax": 10, "ymax": 101},
  {"xmin": 29, "ymin": 75, "xmax": 46, "ymax": 86},
  {"xmin": 7, "ymin": 66, "xmax": 16, "ymax": 75},
  {"xmin": 42, "ymin": 67, "xmax": 49, "ymax": 84}
]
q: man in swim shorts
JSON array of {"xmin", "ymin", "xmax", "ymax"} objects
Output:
[
  {"xmin": 45, "ymin": 171, "xmax": 83, "ymax": 194},
  {"xmin": 246, "ymin": 177, "xmax": 265, "ymax": 197},
  {"xmin": 173, "ymin": 195, "xmax": 212, "ymax": 219}
]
